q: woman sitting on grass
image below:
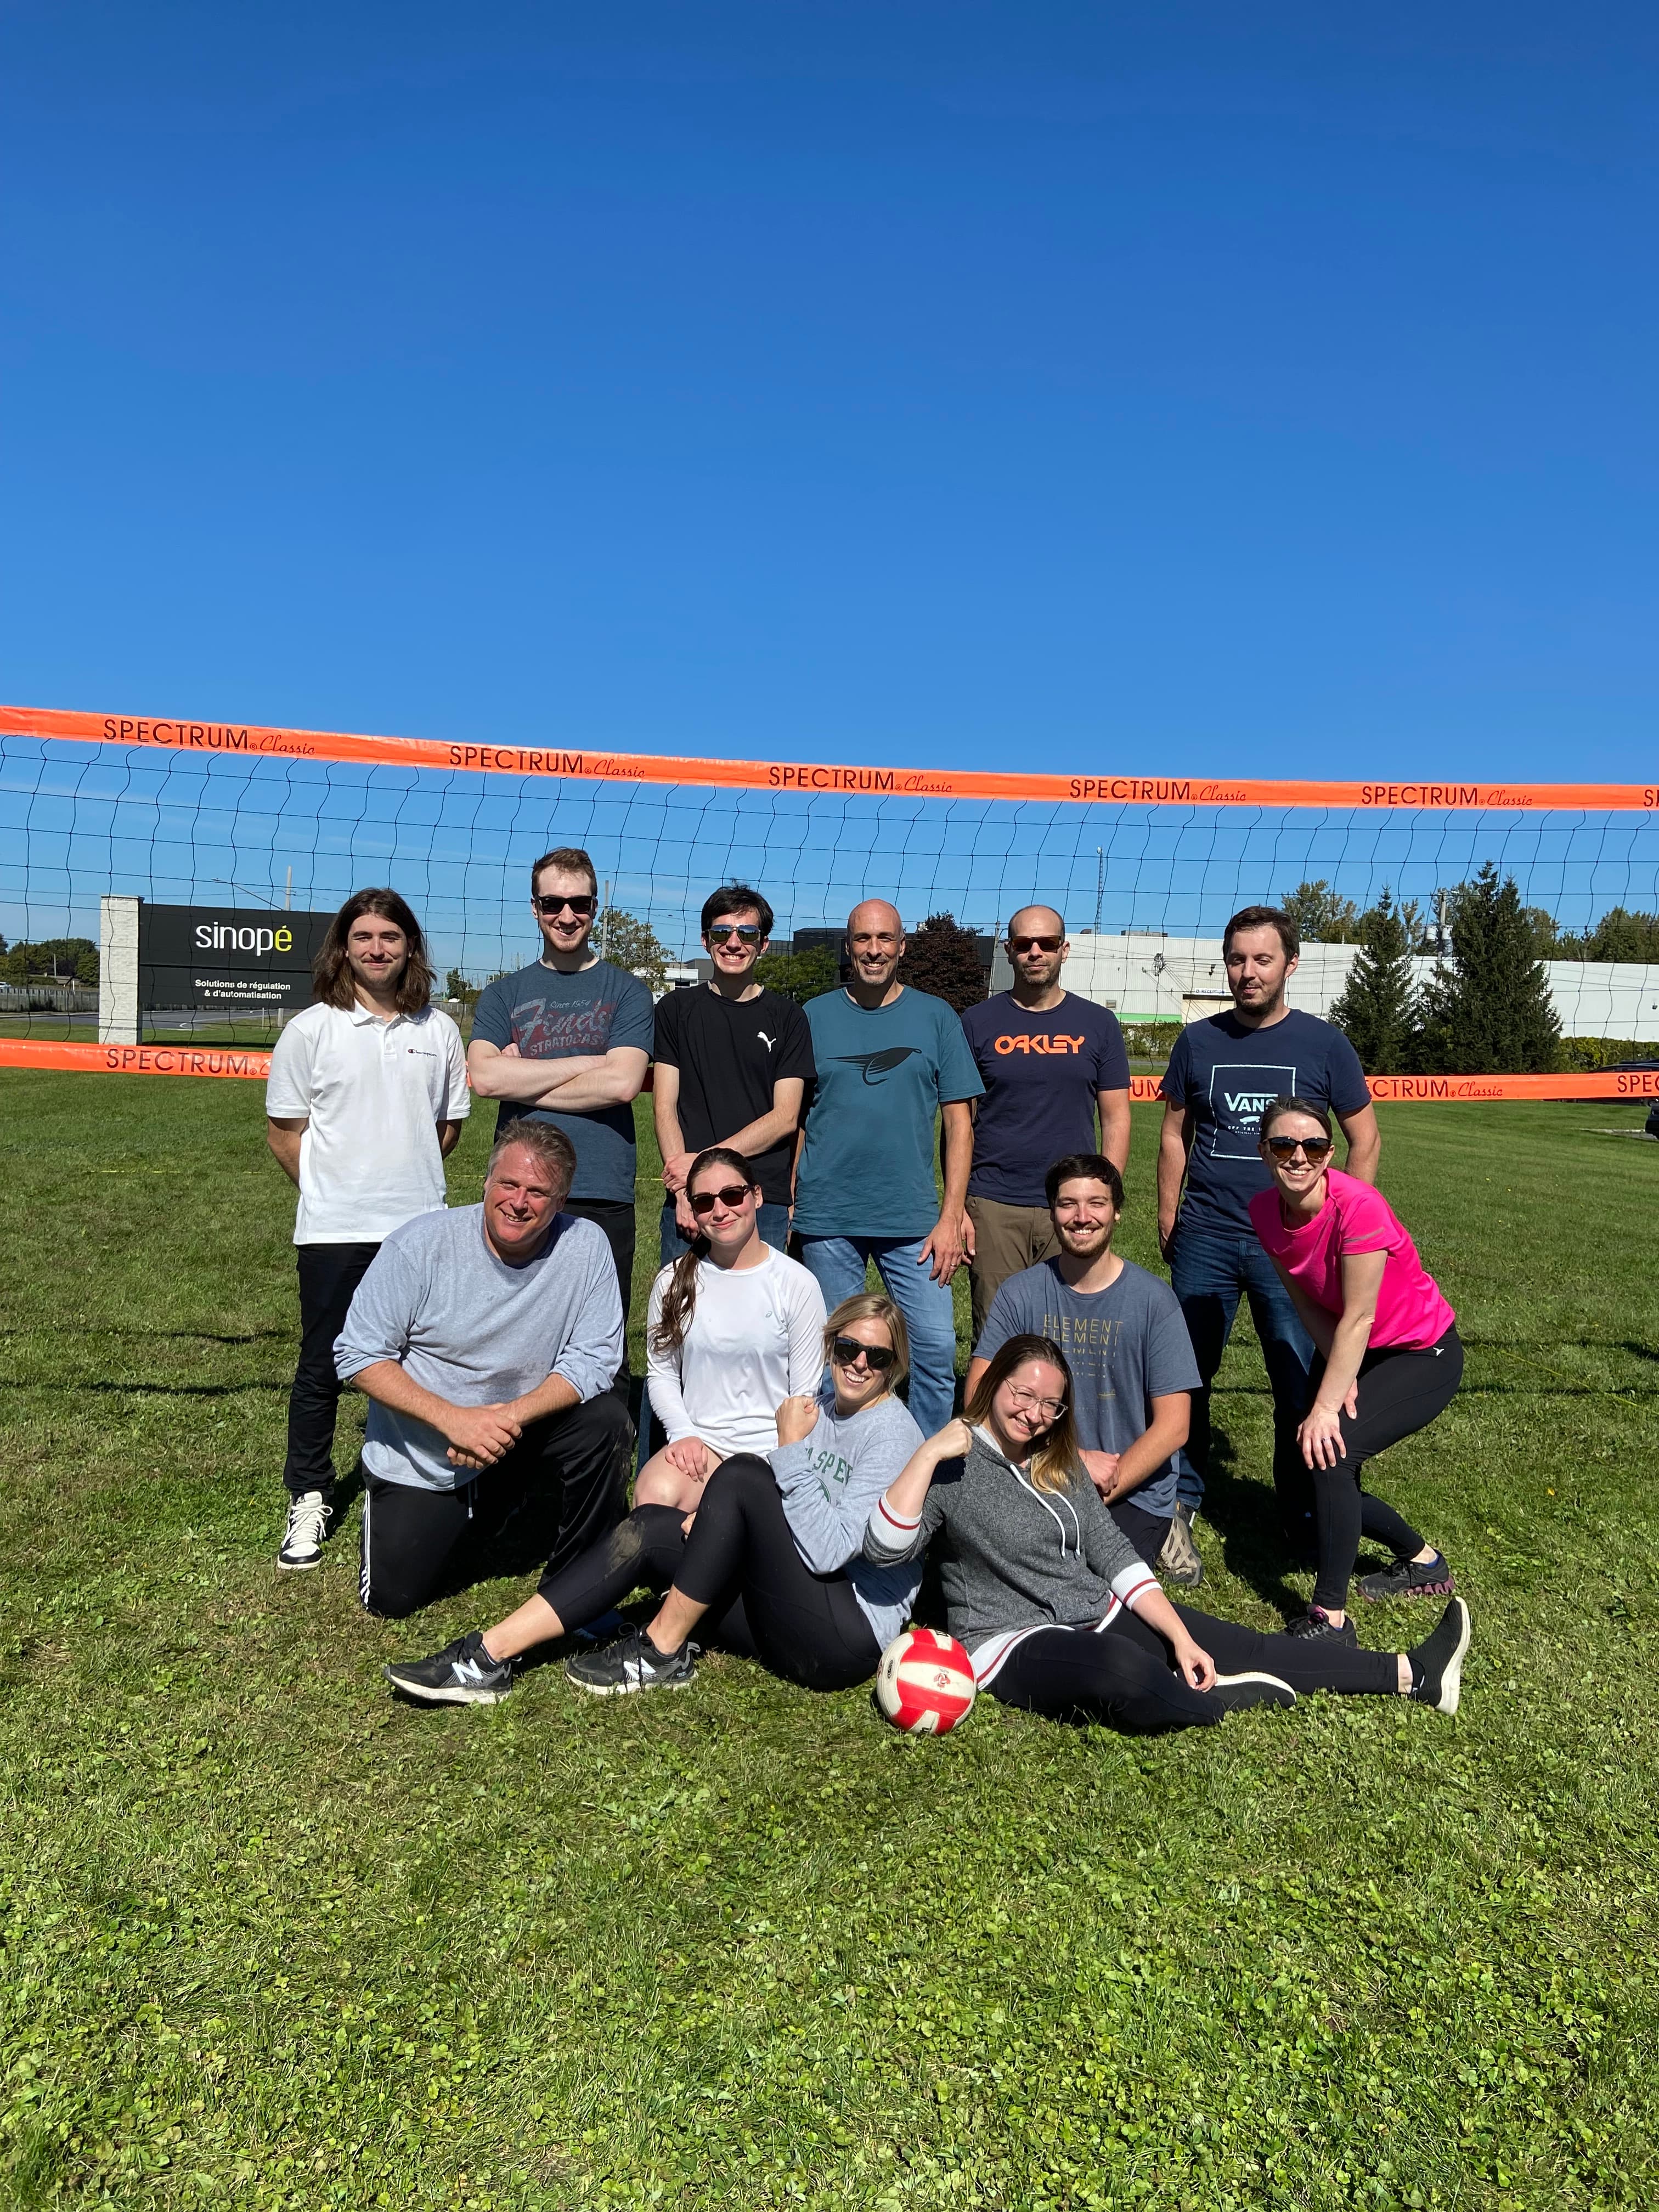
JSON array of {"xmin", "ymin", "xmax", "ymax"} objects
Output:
[
  {"xmin": 863, "ymin": 1334, "xmax": 1471, "ymax": 1734},
  {"xmin": 1249, "ymin": 1096, "xmax": 1462, "ymax": 1639},
  {"xmin": 386, "ymin": 1294, "xmax": 923, "ymax": 1703}
]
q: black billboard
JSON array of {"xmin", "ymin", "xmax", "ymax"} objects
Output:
[{"xmin": 138, "ymin": 904, "xmax": 336, "ymax": 1015}]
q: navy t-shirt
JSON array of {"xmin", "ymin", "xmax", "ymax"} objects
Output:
[
  {"xmin": 1161, "ymin": 1009, "xmax": 1370, "ymax": 1235},
  {"xmin": 960, "ymin": 992, "xmax": 1131, "ymax": 1207},
  {"xmin": 471, "ymin": 957, "xmax": 656, "ymax": 1204}
]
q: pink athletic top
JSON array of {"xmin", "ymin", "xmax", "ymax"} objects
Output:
[{"xmin": 1249, "ymin": 1169, "xmax": 1455, "ymax": 1352}]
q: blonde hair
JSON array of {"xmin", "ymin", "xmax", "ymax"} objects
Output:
[
  {"xmin": 963, "ymin": 1334, "xmax": 1079, "ymax": 1496},
  {"xmin": 823, "ymin": 1291, "xmax": 909, "ymax": 1397}
]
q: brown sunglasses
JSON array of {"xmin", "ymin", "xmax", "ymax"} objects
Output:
[{"xmin": 689, "ymin": 1182, "xmax": 754, "ymax": 1215}]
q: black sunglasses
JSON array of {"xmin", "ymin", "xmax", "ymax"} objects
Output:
[
  {"xmin": 534, "ymin": 893, "xmax": 597, "ymax": 918},
  {"xmin": 706, "ymin": 923, "xmax": 763, "ymax": 945},
  {"xmin": 689, "ymin": 1182, "xmax": 754, "ymax": 1215},
  {"xmin": 1009, "ymin": 933, "xmax": 1063, "ymax": 954},
  {"xmin": 831, "ymin": 1335, "xmax": 896, "ymax": 1372},
  {"xmin": 1265, "ymin": 1135, "xmax": 1334, "ymax": 1162}
]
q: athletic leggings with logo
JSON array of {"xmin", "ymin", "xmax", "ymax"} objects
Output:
[
  {"xmin": 1276, "ymin": 1325, "xmax": 1464, "ymax": 1612},
  {"xmin": 991, "ymin": 1605, "xmax": 1399, "ymax": 1735},
  {"xmin": 537, "ymin": 1454, "xmax": 881, "ymax": 1692}
]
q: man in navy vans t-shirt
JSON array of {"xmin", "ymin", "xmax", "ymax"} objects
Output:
[{"xmin": 1155, "ymin": 904, "xmax": 1379, "ymax": 1585}]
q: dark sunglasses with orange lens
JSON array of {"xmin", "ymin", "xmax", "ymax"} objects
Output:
[
  {"xmin": 1265, "ymin": 1135, "xmax": 1335, "ymax": 1162},
  {"xmin": 689, "ymin": 1182, "xmax": 754, "ymax": 1215},
  {"xmin": 1009, "ymin": 933, "xmax": 1063, "ymax": 953}
]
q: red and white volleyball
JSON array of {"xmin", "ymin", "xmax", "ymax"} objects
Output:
[{"xmin": 874, "ymin": 1628, "xmax": 977, "ymax": 1735}]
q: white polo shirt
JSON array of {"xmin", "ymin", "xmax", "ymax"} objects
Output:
[{"xmin": 266, "ymin": 1001, "xmax": 471, "ymax": 1245}]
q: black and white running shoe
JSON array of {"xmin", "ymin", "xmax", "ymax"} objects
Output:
[
  {"xmin": 278, "ymin": 1490, "xmax": 332, "ymax": 1571},
  {"xmin": 1407, "ymin": 1598, "xmax": 1472, "ymax": 1716},
  {"xmin": 1207, "ymin": 1671, "xmax": 1297, "ymax": 1715},
  {"xmin": 564, "ymin": 1624, "xmax": 696, "ymax": 1697},
  {"xmin": 385, "ymin": 1630, "xmax": 513, "ymax": 1706},
  {"xmin": 1285, "ymin": 1605, "xmax": 1357, "ymax": 1643},
  {"xmin": 1357, "ymin": 1550, "xmax": 1455, "ymax": 1602}
]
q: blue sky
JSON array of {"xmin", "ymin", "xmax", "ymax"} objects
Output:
[{"xmin": 4, "ymin": 2, "xmax": 1657, "ymax": 792}]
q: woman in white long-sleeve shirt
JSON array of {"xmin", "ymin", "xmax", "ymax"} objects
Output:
[
  {"xmin": 634, "ymin": 1147, "xmax": 827, "ymax": 1516},
  {"xmin": 385, "ymin": 1293, "xmax": 923, "ymax": 1704}
]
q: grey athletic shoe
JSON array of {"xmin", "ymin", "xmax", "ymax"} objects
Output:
[
  {"xmin": 1158, "ymin": 1503, "xmax": 1203, "ymax": 1588},
  {"xmin": 1207, "ymin": 1671, "xmax": 1297, "ymax": 1715},
  {"xmin": 1285, "ymin": 1605, "xmax": 1358, "ymax": 1644},
  {"xmin": 564, "ymin": 1623, "xmax": 696, "ymax": 1697},
  {"xmin": 385, "ymin": 1630, "xmax": 513, "ymax": 1706},
  {"xmin": 278, "ymin": 1490, "xmax": 331, "ymax": 1571}
]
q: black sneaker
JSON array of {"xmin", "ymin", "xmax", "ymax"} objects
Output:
[
  {"xmin": 1407, "ymin": 1598, "xmax": 1472, "ymax": 1716},
  {"xmin": 1357, "ymin": 1550, "xmax": 1455, "ymax": 1603},
  {"xmin": 278, "ymin": 1490, "xmax": 332, "ymax": 1571},
  {"xmin": 385, "ymin": 1630, "xmax": 512, "ymax": 1706},
  {"xmin": 1207, "ymin": 1671, "xmax": 1297, "ymax": 1715},
  {"xmin": 1285, "ymin": 1605, "xmax": 1358, "ymax": 1644},
  {"xmin": 563, "ymin": 1623, "xmax": 696, "ymax": 1697}
]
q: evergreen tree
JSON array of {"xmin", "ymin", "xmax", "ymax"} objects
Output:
[
  {"xmin": 1330, "ymin": 887, "xmax": 1420, "ymax": 1072},
  {"xmin": 1415, "ymin": 864, "xmax": 1561, "ymax": 1074},
  {"xmin": 596, "ymin": 907, "xmax": 670, "ymax": 995},
  {"xmin": 1280, "ymin": 879, "xmax": 1362, "ymax": 943},
  {"xmin": 898, "ymin": 912, "xmax": 987, "ymax": 1012},
  {"xmin": 1558, "ymin": 906, "xmax": 1659, "ymax": 962}
]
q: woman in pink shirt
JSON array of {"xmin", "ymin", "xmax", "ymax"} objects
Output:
[{"xmin": 1248, "ymin": 1096, "xmax": 1462, "ymax": 1639}]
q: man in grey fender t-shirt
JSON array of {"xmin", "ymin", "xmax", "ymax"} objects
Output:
[{"xmin": 967, "ymin": 1152, "xmax": 1200, "ymax": 1571}]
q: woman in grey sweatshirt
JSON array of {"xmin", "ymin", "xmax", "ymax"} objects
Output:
[
  {"xmin": 864, "ymin": 1333, "xmax": 1473, "ymax": 1731},
  {"xmin": 386, "ymin": 1293, "xmax": 924, "ymax": 1703}
]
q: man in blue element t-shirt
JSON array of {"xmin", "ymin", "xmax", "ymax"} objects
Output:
[
  {"xmin": 968, "ymin": 1153, "xmax": 1200, "ymax": 1571},
  {"xmin": 960, "ymin": 904, "xmax": 1132, "ymax": 1338},
  {"xmin": 792, "ymin": 899, "xmax": 984, "ymax": 1439},
  {"xmin": 1156, "ymin": 904, "xmax": 1379, "ymax": 1583},
  {"xmin": 467, "ymin": 845, "xmax": 655, "ymax": 1380}
]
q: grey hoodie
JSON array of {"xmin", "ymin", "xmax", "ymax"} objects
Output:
[
  {"xmin": 864, "ymin": 1425, "xmax": 1159, "ymax": 1669},
  {"xmin": 769, "ymin": 1384, "xmax": 924, "ymax": 1648}
]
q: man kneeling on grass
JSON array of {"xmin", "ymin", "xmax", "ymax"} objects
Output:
[{"xmin": 336, "ymin": 1120, "xmax": 634, "ymax": 1618}]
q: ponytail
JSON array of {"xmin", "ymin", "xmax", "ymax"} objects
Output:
[{"xmin": 647, "ymin": 1146, "xmax": 757, "ymax": 1359}]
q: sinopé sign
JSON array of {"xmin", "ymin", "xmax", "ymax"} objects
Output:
[{"xmin": 138, "ymin": 903, "xmax": 336, "ymax": 1015}]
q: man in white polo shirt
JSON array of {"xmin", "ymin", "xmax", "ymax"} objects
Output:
[{"xmin": 266, "ymin": 888, "xmax": 470, "ymax": 1572}]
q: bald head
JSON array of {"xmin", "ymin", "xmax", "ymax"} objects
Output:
[
  {"xmin": 1006, "ymin": 904, "xmax": 1069, "ymax": 1001},
  {"xmin": 848, "ymin": 898, "xmax": 904, "ymax": 939},
  {"xmin": 1008, "ymin": 904, "xmax": 1065, "ymax": 940},
  {"xmin": 844, "ymin": 899, "xmax": 906, "ymax": 1001}
]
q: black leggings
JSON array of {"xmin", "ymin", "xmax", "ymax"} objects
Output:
[
  {"xmin": 538, "ymin": 1454, "xmax": 881, "ymax": 1692},
  {"xmin": 1277, "ymin": 1325, "xmax": 1463, "ymax": 1611},
  {"xmin": 992, "ymin": 1602, "xmax": 1399, "ymax": 1735}
]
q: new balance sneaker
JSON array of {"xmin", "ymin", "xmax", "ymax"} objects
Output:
[
  {"xmin": 1208, "ymin": 1671, "xmax": 1297, "ymax": 1715},
  {"xmin": 1285, "ymin": 1605, "xmax": 1358, "ymax": 1644},
  {"xmin": 564, "ymin": 1624, "xmax": 696, "ymax": 1697},
  {"xmin": 1158, "ymin": 1503, "xmax": 1204, "ymax": 1588},
  {"xmin": 385, "ymin": 1630, "xmax": 513, "ymax": 1706},
  {"xmin": 1356, "ymin": 1550, "xmax": 1455, "ymax": 1603},
  {"xmin": 1407, "ymin": 1598, "xmax": 1472, "ymax": 1716},
  {"xmin": 278, "ymin": 1491, "xmax": 332, "ymax": 1571}
]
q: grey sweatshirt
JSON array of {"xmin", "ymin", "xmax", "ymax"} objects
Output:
[
  {"xmin": 769, "ymin": 1385, "xmax": 925, "ymax": 1649},
  {"xmin": 864, "ymin": 1425, "xmax": 1160, "ymax": 1671},
  {"xmin": 335, "ymin": 1205, "xmax": 622, "ymax": 1491}
]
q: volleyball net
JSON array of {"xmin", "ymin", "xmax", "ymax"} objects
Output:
[{"xmin": 2, "ymin": 703, "xmax": 1657, "ymax": 1098}]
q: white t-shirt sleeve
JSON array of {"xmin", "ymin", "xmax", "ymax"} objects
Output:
[
  {"xmin": 437, "ymin": 1012, "xmax": 472, "ymax": 1121},
  {"xmin": 645, "ymin": 1266, "xmax": 697, "ymax": 1442},
  {"xmin": 265, "ymin": 1014, "xmax": 317, "ymax": 1119},
  {"xmin": 784, "ymin": 1264, "xmax": 829, "ymax": 1397}
]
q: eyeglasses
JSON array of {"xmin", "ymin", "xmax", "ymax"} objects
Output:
[
  {"xmin": 689, "ymin": 1182, "xmax": 754, "ymax": 1215},
  {"xmin": 534, "ymin": 893, "xmax": 596, "ymax": 919},
  {"xmin": 707, "ymin": 923, "xmax": 763, "ymax": 945},
  {"xmin": 1009, "ymin": 934, "xmax": 1063, "ymax": 954},
  {"xmin": 1265, "ymin": 1135, "xmax": 1334, "ymax": 1163},
  {"xmin": 1002, "ymin": 1384, "xmax": 1066, "ymax": 1420},
  {"xmin": 831, "ymin": 1335, "xmax": 896, "ymax": 1372}
]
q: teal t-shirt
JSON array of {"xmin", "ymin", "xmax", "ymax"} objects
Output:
[{"xmin": 792, "ymin": 987, "xmax": 984, "ymax": 1239}]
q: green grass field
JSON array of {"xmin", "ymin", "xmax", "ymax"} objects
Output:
[{"xmin": 3, "ymin": 1076, "xmax": 1657, "ymax": 2212}]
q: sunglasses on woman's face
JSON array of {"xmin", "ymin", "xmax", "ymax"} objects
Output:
[
  {"xmin": 1009, "ymin": 934, "xmax": 1063, "ymax": 954},
  {"xmin": 533, "ymin": 893, "xmax": 597, "ymax": 918},
  {"xmin": 830, "ymin": 1335, "xmax": 896, "ymax": 1372},
  {"xmin": 1265, "ymin": 1135, "xmax": 1334, "ymax": 1162},
  {"xmin": 689, "ymin": 1182, "xmax": 754, "ymax": 1215}
]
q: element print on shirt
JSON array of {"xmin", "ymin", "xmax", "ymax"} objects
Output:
[
  {"xmin": 992, "ymin": 1034, "xmax": 1087, "ymax": 1056},
  {"xmin": 833, "ymin": 1047, "xmax": 921, "ymax": 1085},
  {"xmin": 508, "ymin": 996, "xmax": 622, "ymax": 1057},
  {"xmin": 1205, "ymin": 1061, "xmax": 1297, "ymax": 1159}
]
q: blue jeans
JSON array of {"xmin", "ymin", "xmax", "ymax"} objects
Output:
[
  {"xmin": 797, "ymin": 1234, "xmax": 960, "ymax": 1440},
  {"xmin": 1168, "ymin": 1222, "xmax": 1314, "ymax": 1534},
  {"xmin": 639, "ymin": 1201, "xmax": 794, "ymax": 1463}
]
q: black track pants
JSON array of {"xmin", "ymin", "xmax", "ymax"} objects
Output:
[
  {"xmin": 284, "ymin": 1242, "xmax": 380, "ymax": 1502},
  {"xmin": 359, "ymin": 1391, "xmax": 633, "ymax": 1618},
  {"xmin": 990, "ymin": 1602, "xmax": 1399, "ymax": 1735},
  {"xmin": 562, "ymin": 1198, "xmax": 636, "ymax": 1395},
  {"xmin": 1110, "ymin": 1499, "xmax": 1172, "ymax": 1572},
  {"xmin": 538, "ymin": 1454, "xmax": 882, "ymax": 1692},
  {"xmin": 1276, "ymin": 1326, "xmax": 1463, "ymax": 1611}
]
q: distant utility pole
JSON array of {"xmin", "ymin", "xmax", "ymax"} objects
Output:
[
  {"xmin": 284, "ymin": 866, "xmax": 292, "ymax": 912},
  {"xmin": 1093, "ymin": 848, "xmax": 1104, "ymax": 936},
  {"xmin": 1434, "ymin": 887, "xmax": 1449, "ymax": 956},
  {"xmin": 601, "ymin": 878, "xmax": 612, "ymax": 961}
]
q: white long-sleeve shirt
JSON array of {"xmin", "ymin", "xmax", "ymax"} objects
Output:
[{"xmin": 645, "ymin": 1247, "xmax": 827, "ymax": 1460}]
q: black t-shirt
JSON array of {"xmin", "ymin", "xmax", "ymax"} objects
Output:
[
  {"xmin": 1161, "ymin": 1008, "xmax": 1371, "ymax": 1234},
  {"xmin": 652, "ymin": 985, "xmax": 816, "ymax": 1205},
  {"xmin": 960, "ymin": 991, "xmax": 1131, "ymax": 1206}
]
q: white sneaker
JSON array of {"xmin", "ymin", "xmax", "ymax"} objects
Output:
[{"xmin": 278, "ymin": 1490, "xmax": 332, "ymax": 1570}]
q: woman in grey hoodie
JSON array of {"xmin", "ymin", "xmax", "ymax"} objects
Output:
[{"xmin": 865, "ymin": 1334, "xmax": 1472, "ymax": 1732}]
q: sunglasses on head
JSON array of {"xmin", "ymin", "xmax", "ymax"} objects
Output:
[
  {"xmin": 689, "ymin": 1182, "xmax": 754, "ymax": 1215},
  {"xmin": 1009, "ymin": 933, "xmax": 1063, "ymax": 954},
  {"xmin": 831, "ymin": 1335, "xmax": 896, "ymax": 1372},
  {"xmin": 1265, "ymin": 1135, "xmax": 1334, "ymax": 1162},
  {"xmin": 534, "ymin": 893, "xmax": 597, "ymax": 918}
]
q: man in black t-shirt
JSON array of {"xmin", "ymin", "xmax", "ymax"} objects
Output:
[
  {"xmin": 1155, "ymin": 903, "xmax": 1379, "ymax": 1585},
  {"xmin": 652, "ymin": 883, "xmax": 815, "ymax": 1268}
]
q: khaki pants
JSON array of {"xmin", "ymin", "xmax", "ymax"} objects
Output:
[{"xmin": 966, "ymin": 1196, "xmax": 1060, "ymax": 1341}]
